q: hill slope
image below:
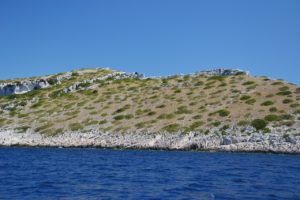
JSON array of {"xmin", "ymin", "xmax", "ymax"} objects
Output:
[{"xmin": 0, "ymin": 68, "xmax": 299, "ymax": 153}]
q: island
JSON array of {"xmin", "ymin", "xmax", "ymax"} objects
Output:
[{"xmin": 0, "ymin": 68, "xmax": 299, "ymax": 153}]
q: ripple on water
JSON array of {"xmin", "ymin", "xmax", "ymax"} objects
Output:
[{"xmin": 0, "ymin": 148, "xmax": 299, "ymax": 200}]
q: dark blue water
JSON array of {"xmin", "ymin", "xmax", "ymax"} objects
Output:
[{"xmin": 0, "ymin": 148, "xmax": 299, "ymax": 200}]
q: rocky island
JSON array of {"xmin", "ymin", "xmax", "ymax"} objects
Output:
[{"xmin": 0, "ymin": 68, "xmax": 299, "ymax": 153}]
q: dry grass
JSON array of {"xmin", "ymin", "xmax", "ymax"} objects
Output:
[{"xmin": 0, "ymin": 68, "xmax": 299, "ymax": 134}]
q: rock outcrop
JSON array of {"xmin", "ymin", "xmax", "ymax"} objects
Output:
[
  {"xmin": 0, "ymin": 129, "xmax": 299, "ymax": 154},
  {"xmin": 0, "ymin": 80, "xmax": 50, "ymax": 96},
  {"xmin": 0, "ymin": 68, "xmax": 244, "ymax": 96},
  {"xmin": 198, "ymin": 68, "xmax": 249, "ymax": 76},
  {"xmin": 63, "ymin": 72, "xmax": 144, "ymax": 93}
]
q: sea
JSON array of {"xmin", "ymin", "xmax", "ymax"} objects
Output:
[{"xmin": 0, "ymin": 147, "xmax": 299, "ymax": 200}]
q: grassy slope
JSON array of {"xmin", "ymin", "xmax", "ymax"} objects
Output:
[{"xmin": 0, "ymin": 68, "xmax": 299, "ymax": 136}]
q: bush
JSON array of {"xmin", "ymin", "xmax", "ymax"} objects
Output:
[
  {"xmin": 174, "ymin": 89, "xmax": 182, "ymax": 93},
  {"xmin": 279, "ymin": 86, "xmax": 289, "ymax": 91},
  {"xmin": 242, "ymin": 81, "xmax": 255, "ymax": 85},
  {"xmin": 69, "ymin": 123, "xmax": 83, "ymax": 131},
  {"xmin": 156, "ymin": 104, "xmax": 166, "ymax": 108},
  {"xmin": 290, "ymin": 103, "xmax": 300, "ymax": 108},
  {"xmin": 261, "ymin": 101, "xmax": 274, "ymax": 106},
  {"xmin": 271, "ymin": 81, "xmax": 283, "ymax": 85},
  {"xmin": 147, "ymin": 111, "xmax": 156, "ymax": 116},
  {"xmin": 176, "ymin": 106, "xmax": 192, "ymax": 114},
  {"xmin": 238, "ymin": 120, "xmax": 250, "ymax": 126},
  {"xmin": 240, "ymin": 95, "xmax": 251, "ymax": 101},
  {"xmin": 190, "ymin": 121, "xmax": 204, "ymax": 130},
  {"xmin": 280, "ymin": 114, "xmax": 294, "ymax": 120},
  {"xmin": 135, "ymin": 122, "xmax": 146, "ymax": 129},
  {"xmin": 211, "ymin": 121, "xmax": 221, "ymax": 127},
  {"xmin": 264, "ymin": 115, "xmax": 279, "ymax": 122},
  {"xmin": 99, "ymin": 120, "xmax": 107, "ymax": 125},
  {"xmin": 158, "ymin": 113, "xmax": 176, "ymax": 119},
  {"xmin": 251, "ymin": 119, "xmax": 268, "ymax": 131},
  {"xmin": 192, "ymin": 115, "xmax": 202, "ymax": 119},
  {"xmin": 283, "ymin": 99, "xmax": 293, "ymax": 104},
  {"xmin": 114, "ymin": 104, "xmax": 131, "ymax": 114},
  {"xmin": 113, "ymin": 115, "xmax": 125, "ymax": 120},
  {"xmin": 162, "ymin": 124, "xmax": 180, "ymax": 132},
  {"xmin": 47, "ymin": 78, "xmax": 58, "ymax": 85},
  {"xmin": 208, "ymin": 76, "xmax": 224, "ymax": 82},
  {"xmin": 277, "ymin": 91, "xmax": 292, "ymax": 96},
  {"xmin": 269, "ymin": 107, "xmax": 278, "ymax": 113},
  {"xmin": 217, "ymin": 109, "xmax": 230, "ymax": 117},
  {"xmin": 246, "ymin": 99, "xmax": 256, "ymax": 105}
]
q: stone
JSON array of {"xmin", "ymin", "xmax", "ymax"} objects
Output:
[
  {"xmin": 0, "ymin": 80, "xmax": 49, "ymax": 96},
  {"xmin": 198, "ymin": 68, "xmax": 249, "ymax": 76}
]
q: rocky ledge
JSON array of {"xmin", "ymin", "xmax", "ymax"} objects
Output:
[{"xmin": 0, "ymin": 130, "xmax": 299, "ymax": 154}]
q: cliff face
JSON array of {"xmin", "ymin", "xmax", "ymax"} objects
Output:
[
  {"xmin": 0, "ymin": 67, "xmax": 299, "ymax": 153},
  {"xmin": 0, "ymin": 80, "xmax": 50, "ymax": 96}
]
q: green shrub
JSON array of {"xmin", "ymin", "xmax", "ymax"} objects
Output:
[
  {"xmin": 264, "ymin": 115, "xmax": 279, "ymax": 122},
  {"xmin": 72, "ymin": 72, "xmax": 79, "ymax": 76},
  {"xmin": 217, "ymin": 109, "xmax": 230, "ymax": 117},
  {"xmin": 282, "ymin": 99, "xmax": 293, "ymax": 104},
  {"xmin": 246, "ymin": 99, "xmax": 256, "ymax": 105},
  {"xmin": 99, "ymin": 120, "xmax": 107, "ymax": 125},
  {"xmin": 47, "ymin": 78, "xmax": 58, "ymax": 85},
  {"xmin": 113, "ymin": 115, "xmax": 125, "ymax": 120},
  {"xmin": 208, "ymin": 76, "xmax": 224, "ymax": 82},
  {"xmin": 147, "ymin": 111, "xmax": 156, "ymax": 116},
  {"xmin": 240, "ymin": 95, "xmax": 251, "ymax": 101},
  {"xmin": 30, "ymin": 100, "xmax": 45, "ymax": 108},
  {"xmin": 176, "ymin": 106, "xmax": 192, "ymax": 114},
  {"xmin": 114, "ymin": 104, "xmax": 131, "ymax": 114},
  {"xmin": 290, "ymin": 103, "xmax": 300, "ymax": 108},
  {"xmin": 156, "ymin": 104, "xmax": 166, "ymax": 108},
  {"xmin": 158, "ymin": 113, "xmax": 176, "ymax": 119},
  {"xmin": 242, "ymin": 81, "xmax": 255, "ymax": 85},
  {"xmin": 79, "ymin": 89, "xmax": 98, "ymax": 96},
  {"xmin": 263, "ymin": 128, "xmax": 271, "ymax": 133},
  {"xmin": 190, "ymin": 121, "xmax": 204, "ymax": 130},
  {"xmin": 69, "ymin": 123, "xmax": 83, "ymax": 131},
  {"xmin": 174, "ymin": 89, "xmax": 182, "ymax": 93},
  {"xmin": 293, "ymin": 110, "xmax": 300, "ymax": 115},
  {"xmin": 211, "ymin": 121, "xmax": 221, "ymax": 127},
  {"xmin": 279, "ymin": 86, "xmax": 289, "ymax": 91},
  {"xmin": 280, "ymin": 114, "xmax": 294, "ymax": 120},
  {"xmin": 192, "ymin": 115, "xmax": 202, "ymax": 120},
  {"xmin": 194, "ymin": 81, "xmax": 204, "ymax": 86},
  {"xmin": 277, "ymin": 91, "xmax": 292, "ymax": 96},
  {"xmin": 238, "ymin": 120, "xmax": 250, "ymax": 126},
  {"xmin": 269, "ymin": 107, "xmax": 278, "ymax": 113},
  {"xmin": 251, "ymin": 119, "xmax": 268, "ymax": 131},
  {"xmin": 261, "ymin": 101, "xmax": 274, "ymax": 106},
  {"xmin": 271, "ymin": 81, "xmax": 283, "ymax": 85},
  {"xmin": 162, "ymin": 124, "xmax": 180, "ymax": 132},
  {"xmin": 295, "ymin": 87, "xmax": 300, "ymax": 94},
  {"xmin": 135, "ymin": 122, "xmax": 146, "ymax": 128},
  {"xmin": 221, "ymin": 125, "xmax": 230, "ymax": 131}
]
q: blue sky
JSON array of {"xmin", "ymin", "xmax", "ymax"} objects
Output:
[{"xmin": 0, "ymin": 0, "xmax": 299, "ymax": 84}]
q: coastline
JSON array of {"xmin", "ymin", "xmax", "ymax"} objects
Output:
[{"xmin": 1, "ymin": 129, "xmax": 300, "ymax": 154}]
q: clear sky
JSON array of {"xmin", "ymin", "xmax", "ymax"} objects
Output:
[{"xmin": 0, "ymin": 0, "xmax": 299, "ymax": 84}]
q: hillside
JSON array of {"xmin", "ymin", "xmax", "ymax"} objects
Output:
[{"xmin": 0, "ymin": 68, "xmax": 299, "ymax": 137}]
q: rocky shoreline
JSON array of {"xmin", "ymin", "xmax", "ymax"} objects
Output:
[{"xmin": 1, "ymin": 129, "xmax": 300, "ymax": 154}]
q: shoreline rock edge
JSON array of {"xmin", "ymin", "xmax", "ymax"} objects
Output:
[{"xmin": 1, "ymin": 130, "xmax": 299, "ymax": 154}]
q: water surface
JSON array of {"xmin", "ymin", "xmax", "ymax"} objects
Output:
[{"xmin": 0, "ymin": 148, "xmax": 299, "ymax": 199}]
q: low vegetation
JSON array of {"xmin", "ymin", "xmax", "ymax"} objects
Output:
[{"xmin": 0, "ymin": 68, "xmax": 299, "ymax": 135}]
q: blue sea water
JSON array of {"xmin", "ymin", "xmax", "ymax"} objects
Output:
[{"xmin": 0, "ymin": 148, "xmax": 299, "ymax": 200}]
